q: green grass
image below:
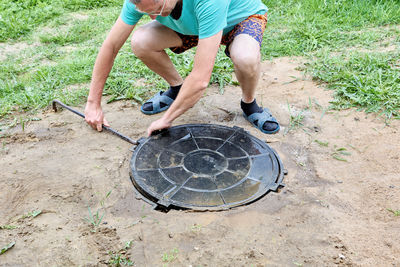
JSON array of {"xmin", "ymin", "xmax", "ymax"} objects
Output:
[
  {"xmin": 108, "ymin": 240, "xmax": 134, "ymax": 266},
  {"xmin": 0, "ymin": 241, "xmax": 15, "ymax": 255},
  {"xmin": 0, "ymin": 0, "xmax": 122, "ymax": 41},
  {"xmin": 0, "ymin": 0, "xmax": 400, "ymax": 124},
  {"xmin": 84, "ymin": 206, "xmax": 105, "ymax": 232},
  {"xmin": 21, "ymin": 209, "xmax": 42, "ymax": 219},
  {"xmin": 108, "ymin": 252, "xmax": 134, "ymax": 266},
  {"xmin": 285, "ymin": 103, "xmax": 305, "ymax": 134},
  {"xmin": 307, "ymin": 50, "xmax": 400, "ymax": 119},
  {"xmin": 0, "ymin": 225, "xmax": 19, "ymax": 230},
  {"xmin": 162, "ymin": 248, "xmax": 179, "ymax": 265},
  {"xmin": 314, "ymin": 139, "xmax": 329, "ymax": 147},
  {"xmin": 262, "ymin": 0, "xmax": 400, "ymax": 57},
  {"xmin": 262, "ymin": 0, "xmax": 400, "ymax": 120},
  {"xmin": 387, "ymin": 208, "xmax": 400, "ymax": 216},
  {"xmin": 38, "ymin": 7, "xmax": 121, "ymax": 45},
  {"xmin": 0, "ymin": 47, "xmax": 94, "ymax": 117},
  {"xmin": 84, "ymin": 190, "xmax": 112, "ymax": 232}
]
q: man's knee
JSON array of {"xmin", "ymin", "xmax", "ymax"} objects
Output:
[
  {"xmin": 231, "ymin": 51, "xmax": 260, "ymax": 74},
  {"xmin": 131, "ymin": 27, "xmax": 152, "ymax": 57}
]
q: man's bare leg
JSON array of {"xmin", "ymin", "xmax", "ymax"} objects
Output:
[
  {"xmin": 131, "ymin": 20, "xmax": 184, "ymax": 87},
  {"xmin": 131, "ymin": 20, "xmax": 185, "ymax": 112},
  {"xmin": 229, "ymin": 34, "xmax": 279, "ymax": 132},
  {"xmin": 229, "ymin": 34, "xmax": 261, "ymax": 103}
]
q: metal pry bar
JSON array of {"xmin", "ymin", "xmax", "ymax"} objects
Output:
[{"xmin": 52, "ymin": 99, "xmax": 138, "ymax": 145}]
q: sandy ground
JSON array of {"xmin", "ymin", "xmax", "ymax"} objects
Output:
[{"xmin": 0, "ymin": 57, "xmax": 399, "ymax": 266}]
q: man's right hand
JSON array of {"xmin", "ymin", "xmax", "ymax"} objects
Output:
[{"xmin": 84, "ymin": 102, "xmax": 110, "ymax": 132}]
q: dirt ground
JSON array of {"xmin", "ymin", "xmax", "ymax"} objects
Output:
[{"xmin": 1, "ymin": 57, "xmax": 399, "ymax": 266}]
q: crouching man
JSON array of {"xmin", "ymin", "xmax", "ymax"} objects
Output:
[{"xmin": 85, "ymin": 0, "xmax": 280, "ymax": 135}]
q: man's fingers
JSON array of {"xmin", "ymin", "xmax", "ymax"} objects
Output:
[
  {"xmin": 147, "ymin": 127, "xmax": 153, "ymax": 137},
  {"xmin": 96, "ymin": 123, "xmax": 103, "ymax": 132},
  {"xmin": 86, "ymin": 119, "xmax": 96, "ymax": 130},
  {"xmin": 103, "ymin": 118, "xmax": 110, "ymax": 127}
]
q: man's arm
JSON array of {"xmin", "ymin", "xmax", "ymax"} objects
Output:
[
  {"xmin": 85, "ymin": 18, "xmax": 135, "ymax": 131},
  {"xmin": 146, "ymin": 30, "xmax": 223, "ymax": 136}
]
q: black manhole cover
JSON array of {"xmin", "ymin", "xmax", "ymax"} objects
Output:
[{"xmin": 130, "ymin": 124, "xmax": 285, "ymax": 210}]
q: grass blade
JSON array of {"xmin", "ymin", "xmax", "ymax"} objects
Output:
[{"xmin": 0, "ymin": 242, "xmax": 15, "ymax": 255}]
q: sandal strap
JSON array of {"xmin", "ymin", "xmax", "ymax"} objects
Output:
[
  {"xmin": 247, "ymin": 108, "xmax": 277, "ymax": 127},
  {"xmin": 244, "ymin": 108, "xmax": 280, "ymax": 134},
  {"xmin": 143, "ymin": 91, "xmax": 174, "ymax": 114}
]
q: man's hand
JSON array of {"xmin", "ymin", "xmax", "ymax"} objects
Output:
[
  {"xmin": 84, "ymin": 102, "xmax": 110, "ymax": 132},
  {"xmin": 147, "ymin": 117, "xmax": 172, "ymax": 136}
]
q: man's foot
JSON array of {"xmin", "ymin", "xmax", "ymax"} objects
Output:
[
  {"xmin": 241, "ymin": 99, "xmax": 280, "ymax": 134},
  {"xmin": 141, "ymin": 84, "xmax": 182, "ymax": 115}
]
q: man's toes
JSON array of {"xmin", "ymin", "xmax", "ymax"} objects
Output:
[
  {"xmin": 263, "ymin": 122, "xmax": 279, "ymax": 132},
  {"xmin": 142, "ymin": 102, "xmax": 153, "ymax": 111}
]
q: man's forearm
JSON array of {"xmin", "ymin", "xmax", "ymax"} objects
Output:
[
  {"xmin": 161, "ymin": 72, "xmax": 209, "ymax": 123},
  {"xmin": 160, "ymin": 32, "xmax": 222, "ymax": 124},
  {"xmin": 87, "ymin": 43, "xmax": 119, "ymax": 105},
  {"xmin": 87, "ymin": 18, "xmax": 135, "ymax": 106}
]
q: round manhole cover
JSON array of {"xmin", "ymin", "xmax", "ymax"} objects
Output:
[{"xmin": 130, "ymin": 124, "xmax": 285, "ymax": 210}]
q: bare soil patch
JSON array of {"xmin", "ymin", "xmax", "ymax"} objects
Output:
[
  {"xmin": 0, "ymin": 42, "xmax": 40, "ymax": 61},
  {"xmin": 1, "ymin": 57, "xmax": 399, "ymax": 266}
]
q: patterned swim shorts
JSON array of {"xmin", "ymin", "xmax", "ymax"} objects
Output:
[{"xmin": 170, "ymin": 13, "xmax": 268, "ymax": 57}]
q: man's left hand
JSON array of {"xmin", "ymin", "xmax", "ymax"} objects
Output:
[{"xmin": 147, "ymin": 118, "xmax": 172, "ymax": 137}]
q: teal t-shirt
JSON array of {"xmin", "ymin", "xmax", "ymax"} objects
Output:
[{"xmin": 120, "ymin": 0, "xmax": 268, "ymax": 39}]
